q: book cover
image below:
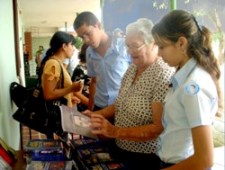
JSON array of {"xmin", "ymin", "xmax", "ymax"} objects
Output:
[
  {"xmin": 60, "ymin": 105, "xmax": 97, "ymax": 139},
  {"xmin": 45, "ymin": 161, "xmax": 73, "ymax": 170},
  {"xmin": 26, "ymin": 161, "xmax": 45, "ymax": 170},
  {"xmin": 26, "ymin": 160, "xmax": 73, "ymax": 170},
  {"xmin": 24, "ymin": 139, "xmax": 62, "ymax": 151},
  {"xmin": 88, "ymin": 162, "xmax": 126, "ymax": 170},
  {"xmin": 31, "ymin": 148, "xmax": 65, "ymax": 161},
  {"xmin": 71, "ymin": 137, "xmax": 100, "ymax": 149},
  {"xmin": 24, "ymin": 139, "xmax": 65, "ymax": 161}
]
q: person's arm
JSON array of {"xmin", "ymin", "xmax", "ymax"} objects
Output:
[
  {"xmin": 35, "ymin": 54, "xmax": 41, "ymax": 67},
  {"xmin": 162, "ymin": 125, "xmax": 214, "ymax": 170},
  {"xmin": 84, "ymin": 104, "xmax": 115, "ymax": 119},
  {"xmin": 74, "ymin": 91, "xmax": 89, "ymax": 106},
  {"xmin": 42, "ymin": 75, "xmax": 82, "ymax": 100},
  {"xmin": 90, "ymin": 102, "xmax": 163, "ymax": 141},
  {"xmin": 88, "ymin": 77, "xmax": 96, "ymax": 110},
  {"xmin": 35, "ymin": 54, "xmax": 38, "ymax": 64}
]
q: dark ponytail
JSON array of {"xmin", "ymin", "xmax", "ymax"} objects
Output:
[
  {"xmin": 152, "ymin": 10, "xmax": 220, "ymax": 82},
  {"xmin": 38, "ymin": 31, "xmax": 75, "ymax": 77}
]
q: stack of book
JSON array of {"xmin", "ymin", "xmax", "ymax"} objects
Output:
[
  {"xmin": 0, "ymin": 138, "xmax": 16, "ymax": 170},
  {"xmin": 71, "ymin": 137, "xmax": 127, "ymax": 170},
  {"xmin": 24, "ymin": 139, "xmax": 73, "ymax": 170}
]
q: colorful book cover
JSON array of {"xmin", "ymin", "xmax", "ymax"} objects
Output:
[
  {"xmin": 24, "ymin": 139, "xmax": 62, "ymax": 151},
  {"xmin": 71, "ymin": 137, "xmax": 100, "ymax": 149},
  {"xmin": 26, "ymin": 161, "xmax": 73, "ymax": 170},
  {"xmin": 24, "ymin": 139, "xmax": 65, "ymax": 161},
  {"xmin": 45, "ymin": 161, "xmax": 73, "ymax": 170},
  {"xmin": 26, "ymin": 161, "xmax": 45, "ymax": 170},
  {"xmin": 31, "ymin": 148, "xmax": 65, "ymax": 161}
]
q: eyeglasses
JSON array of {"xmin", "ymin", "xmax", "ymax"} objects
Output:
[{"xmin": 126, "ymin": 44, "xmax": 146, "ymax": 53}]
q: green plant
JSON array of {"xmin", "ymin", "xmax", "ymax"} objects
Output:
[{"xmin": 74, "ymin": 37, "xmax": 83, "ymax": 49}]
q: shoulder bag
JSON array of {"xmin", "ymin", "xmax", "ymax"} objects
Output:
[{"xmin": 11, "ymin": 60, "xmax": 67, "ymax": 136}]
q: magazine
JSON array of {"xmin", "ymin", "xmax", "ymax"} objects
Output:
[{"xmin": 59, "ymin": 105, "xmax": 97, "ymax": 139}]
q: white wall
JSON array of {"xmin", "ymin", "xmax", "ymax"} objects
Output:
[{"xmin": 0, "ymin": 0, "xmax": 21, "ymax": 149}]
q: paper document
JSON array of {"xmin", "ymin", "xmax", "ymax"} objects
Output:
[{"xmin": 59, "ymin": 105, "xmax": 97, "ymax": 139}]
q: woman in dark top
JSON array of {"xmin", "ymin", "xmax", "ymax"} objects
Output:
[{"xmin": 72, "ymin": 44, "xmax": 90, "ymax": 111}]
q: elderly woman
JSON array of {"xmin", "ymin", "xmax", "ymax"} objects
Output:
[{"xmin": 83, "ymin": 18, "xmax": 175, "ymax": 170}]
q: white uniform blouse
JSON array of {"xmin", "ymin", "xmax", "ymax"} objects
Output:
[{"xmin": 158, "ymin": 58, "xmax": 218, "ymax": 163}]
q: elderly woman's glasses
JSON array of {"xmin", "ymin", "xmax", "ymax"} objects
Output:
[{"xmin": 126, "ymin": 44, "xmax": 145, "ymax": 53}]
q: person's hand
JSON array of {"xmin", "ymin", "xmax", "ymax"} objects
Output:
[
  {"xmin": 79, "ymin": 80, "xmax": 84, "ymax": 92},
  {"xmin": 82, "ymin": 109, "xmax": 93, "ymax": 117},
  {"xmin": 72, "ymin": 96, "xmax": 80, "ymax": 104},
  {"xmin": 71, "ymin": 81, "xmax": 83, "ymax": 92},
  {"xmin": 90, "ymin": 114, "xmax": 116, "ymax": 138}
]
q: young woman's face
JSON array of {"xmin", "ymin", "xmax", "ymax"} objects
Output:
[
  {"xmin": 156, "ymin": 38, "xmax": 188, "ymax": 68},
  {"xmin": 76, "ymin": 24, "xmax": 101, "ymax": 49},
  {"xmin": 64, "ymin": 42, "xmax": 75, "ymax": 58}
]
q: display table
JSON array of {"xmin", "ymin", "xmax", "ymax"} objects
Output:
[{"xmin": 11, "ymin": 138, "xmax": 127, "ymax": 170}]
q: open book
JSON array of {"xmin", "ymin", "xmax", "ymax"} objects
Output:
[{"xmin": 59, "ymin": 105, "xmax": 97, "ymax": 139}]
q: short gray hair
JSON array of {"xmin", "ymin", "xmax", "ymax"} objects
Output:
[{"xmin": 126, "ymin": 18, "xmax": 154, "ymax": 45}]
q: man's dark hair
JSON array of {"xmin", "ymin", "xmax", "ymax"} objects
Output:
[{"xmin": 73, "ymin": 11, "xmax": 99, "ymax": 30}]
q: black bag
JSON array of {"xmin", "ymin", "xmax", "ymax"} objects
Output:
[
  {"xmin": 10, "ymin": 82, "xmax": 33, "ymax": 108},
  {"xmin": 11, "ymin": 61, "xmax": 67, "ymax": 136}
]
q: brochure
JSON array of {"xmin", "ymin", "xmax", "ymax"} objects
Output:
[{"xmin": 59, "ymin": 105, "xmax": 97, "ymax": 139}]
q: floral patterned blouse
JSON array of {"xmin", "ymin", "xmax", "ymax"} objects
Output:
[{"xmin": 115, "ymin": 58, "xmax": 175, "ymax": 153}]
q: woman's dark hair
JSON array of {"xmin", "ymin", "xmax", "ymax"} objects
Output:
[
  {"xmin": 73, "ymin": 11, "xmax": 99, "ymax": 30},
  {"xmin": 152, "ymin": 10, "xmax": 221, "ymax": 113},
  {"xmin": 79, "ymin": 44, "xmax": 88, "ymax": 63},
  {"xmin": 39, "ymin": 31, "xmax": 74, "ymax": 76},
  {"xmin": 152, "ymin": 10, "xmax": 220, "ymax": 82},
  {"xmin": 41, "ymin": 31, "xmax": 74, "ymax": 66}
]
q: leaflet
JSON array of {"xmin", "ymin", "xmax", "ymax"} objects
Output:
[{"xmin": 59, "ymin": 105, "xmax": 97, "ymax": 139}]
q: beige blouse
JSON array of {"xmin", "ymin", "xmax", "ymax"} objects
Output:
[{"xmin": 41, "ymin": 59, "xmax": 73, "ymax": 107}]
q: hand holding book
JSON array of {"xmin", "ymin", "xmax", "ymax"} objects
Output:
[{"xmin": 59, "ymin": 105, "xmax": 97, "ymax": 139}]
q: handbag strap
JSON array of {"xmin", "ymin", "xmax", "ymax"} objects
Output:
[{"xmin": 58, "ymin": 62, "xmax": 64, "ymax": 88}]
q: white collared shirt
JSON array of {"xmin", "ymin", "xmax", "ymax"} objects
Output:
[{"xmin": 158, "ymin": 58, "xmax": 218, "ymax": 163}]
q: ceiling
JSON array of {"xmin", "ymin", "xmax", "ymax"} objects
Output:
[{"xmin": 18, "ymin": 0, "xmax": 101, "ymax": 37}]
